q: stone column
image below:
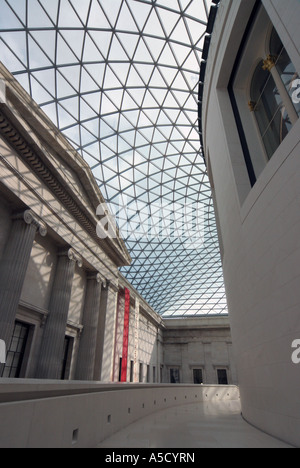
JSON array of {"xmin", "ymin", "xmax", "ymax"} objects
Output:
[
  {"xmin": 0, "ymin": 210, "xmax": 47, "ymax": 348},
  {"xmin": 35, "ymin": 248, "xmax": 82, "ymax": 380},
  {"xmin": 75, "ymin": 272, "xmax": 102, "ymax": 381},
  {"xmin": 94, "ymin": 282, "xmax": 118, "ymax": 382}
]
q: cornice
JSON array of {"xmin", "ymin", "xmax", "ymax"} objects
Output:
[{"xmin": 0, "ymin": 106, "xmax": 130, "ymax": 267}]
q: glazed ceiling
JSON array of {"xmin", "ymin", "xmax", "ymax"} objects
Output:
[{"xmin": 0, "ymin": 0, "xmax": 227, "ymax": 317}]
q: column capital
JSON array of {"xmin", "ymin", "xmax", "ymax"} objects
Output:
[
  {"xmin": 248, "ymin": 101, "xmax": 256, "ymax": 112},
  {"xmin": 58, "ymin": 247, "xmax": 83, "ymax": 268},
  {"xmin": 13, "ymin": 209, "xmax": 47, "ymax": 237},
  {"xmin": 262, "ymin": 55, "xmax": 277, "ymax": 72},
  {"xmin": 106, "ymin": 281, "xmax": 119, "ymax": 293},
  {"xmin": 87, "ymin": 271, "xmax": 102, "ymax": 284}
]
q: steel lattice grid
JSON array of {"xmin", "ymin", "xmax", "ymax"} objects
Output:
[{"xmin": 0, "ymin": 0, "xmax": 228, "ymax": 317}]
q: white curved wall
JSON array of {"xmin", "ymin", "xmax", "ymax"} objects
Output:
[
  {"xmin": 0, "ymin": 380, "xmax": 239, "ymax": 448},
  {"xmin": 203, "ymin": 0, "xmax": 300, "ymax": 447}
]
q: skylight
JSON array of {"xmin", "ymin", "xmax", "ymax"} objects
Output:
[{"xmin": 0, "ymin": 0, "xmax": 227, "ymax": 317}]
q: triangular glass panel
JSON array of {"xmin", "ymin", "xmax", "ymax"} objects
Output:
[
  {"xmin": 89, "ymin": 31, "xmax": 112, "ymax": 60},
  {"xmin": 32, "ymin": 69, "xmax": 56, "ymax": 97},
  {"xmin": 28, "ymin": 37, "xmax": 52, "ymax": 68},
  {"xmin": 59, "ymin": 65, "xmax": 81, "ymax": 91},
  {"xmin": 101, "ymin": 0, "xmax": 123, "ymax": 27},
  {"xmin": 41, "ymin": 102, "xmax": 58, "ymax": 127},
  {"xmin": 109, "ymin": 35, "xmax": 131, "ymax": 62},
  {"xmin": 156, "ymin": 8, "xmax": 179, "ymax": 37},
  {"xmin": 56, "ymin": 71, "xmax": 76, "ymax": 98},
  {"xmin": 103, "ymin": 66, "xmax": 123, "ymax": 90},
  {"xmin": 116, "ymin": 1, "xmax": 139, "ymax": 33},
  {"xmin": 59, "ymin": 96, "xmax": 79, "ymax": 120},
  {"xmin": 144, "ymin": 37, "xmax": 165, "ymax": 63},
  {"xmin": 1, "ymin": 31, "xmax": 27, "ymax": 66},
  {"xmin": 84, "ymin": 63, "xmax": 106, "ymax": 87},
  {"xmin": 16, "ymin": 73, "xmax": 30, "ymax": 95},
  {"xmin": 134, "ymin": 39, "xmax": 153, "ymax": 64},
  {"xmin": 62, "ymin": 124, "xmax": 81, "ymax": 146},
  {"xmin": 109, "ymin": 62, "xmax": 131, "ymax": 86},
  {"xmin": 57, "ymin": 104, "xmax": 78, "ymax": 128},
  {"xmin": 58, "ymin": 0, "xmax": 83, "ymax": 27},
  {"xmin": 60, "ymin": 29, "xmax": 85, "ymax": 59},
  {"xmin": 117, "ymin": 33, "xmax": 139, "ymax": 61},
  {"xmin": 87, "ymin": 1, "xmax": 111, "ymax": 29},
  {"xmin": 80, "ymin": 67, "xmax": 99, "ymax": 93},
  {"xmin": 56, "ymin": 34, "xmax": 78, "ymax": 65},
  {"xmin": 69, "ymin": 0, "xmax": 90, "ymax": 24},
  {"xmin": 82, "ymin": 118, "xmax": 99, "ymax": 139},
  {"xmin": 100, "ymin": 93, "xmax": 119, "ymax": 116},
  {"xmin": 30, "ymin": 30, "xmax": 56, "ymax": 63},
  {"xmin": 27, "ymin": 0, "xmax": 53, "ymax": 27},
  {"xmin": 0, "ymin": 1, "xmax": 24, "ymax": 28},
  {"xmin": 82, "ymin": 34, "xmax": 103, "ymax": 63},
  {"xmin": 80, "ymin": 125, "xmax": 97, "ymax": 146},
  {"xmin": 143, "ymin": 9, "xmax": 165, "ymax": 38},
  {"xmin": 159, "ymin": 44, "xmax": 178, "ymax": 68},
  {"xmin": 134, "ymin": 63, "xmax": 154, "ymax": 86},
  {"xmin": 83, "ymin": 91, "xmax": 101, "ymax": 114},
  {"xmin": 38, "ymin": 0, "xmax": 59, "ymax": 23},
  {"xmin": 80, "ymin": 97, "xmax": 98, "ymax": 120},
  {"xmin": 30, "ymin": 75, "xmax": 54, "ymax": 104}
]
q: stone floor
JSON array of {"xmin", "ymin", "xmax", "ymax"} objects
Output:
[{"xmin": 98, "ymin": 400, "xmax": 292, "ymax": 449}]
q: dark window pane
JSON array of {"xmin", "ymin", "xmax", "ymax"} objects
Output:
[
  {"xmin": 170, "ymin": 368, "xmax": 180, "ymax": 384},
  {"xmin": 251, "ymin": 61, "xmax": 291, "ymax": 159},
  {"xmin": 217, "ymin": 369, "xmax": 228, "ymax": 385},
  {"xmin": 270, "ymin": 28, "xmax": 300, "ymax": 117},
  {"xmin": 193, "ymin": 369, "xmax": 203, "ymax": 384},
  {"xmin": 1, "ymin": 322, "xmax": 30, "ymax": 378}
]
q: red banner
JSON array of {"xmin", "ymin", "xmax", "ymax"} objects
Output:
[{"xmin": 121, "ymin": 288, "xmax": 130, "ymax": 382}]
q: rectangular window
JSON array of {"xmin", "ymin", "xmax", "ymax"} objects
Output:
[
  {"xmin": 1, "ymin": 321, "xmax": 30, "ymax": 378},
  {"xmin": 130, "ymin": 360, "xmax": 134, "ymax": 382},
  {"xmin": 118, "ymin": 357, "xmax": 123, "ymax": 382},
  {"xmin": 193, "ymin": 369, "xmax": 203, "ymax": 385},
  {"xmin": 170, "ymin": 368, "xmax": 180, "ymax": 384},
  {"xmin": 146, "ymin": 365, "xmax": 150, "ymax": 383},
  {"xmin": 153, "ymin": 366, "xmax": 156, "ymax": 383},
  {"xmin": 217, "ymin": 369, "xmax": 228, "ymax": 385},
  {"xmin": 61, "ymin": 336, "xmax": 73, "ymax": 380},
  {"xmin": 229, "ymin": 3, "xmax": 300, "ymax": 186}
]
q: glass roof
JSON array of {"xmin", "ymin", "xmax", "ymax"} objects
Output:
[{"xmin": 0, "ymin": 0, "xmax": 228, "ymax": 317}]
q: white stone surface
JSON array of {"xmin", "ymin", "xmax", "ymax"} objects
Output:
[
  {"xmin": 98, "ymin": 400, "xmax": 292, "ymax": 449},
  {"xmin": 0, "ymin": 380, "xmax": 240, "ymax": 448},
  {"xmin": 203, "ymin": 0, "xmax": 300, "ymax": 448}
]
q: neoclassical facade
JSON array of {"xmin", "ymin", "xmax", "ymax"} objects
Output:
[
  {"xmin": 0, "ymin": 62, "xmax": 131, "ymax": 381},
  {"xmin": 0, "ymin": 62, "xmax": 236, "ymax": 386}
]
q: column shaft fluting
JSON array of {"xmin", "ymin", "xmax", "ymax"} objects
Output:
[
  {"xmin": 35, "ymin": 248, "xmax": 80, "ymax": 380},
  {"xmin": 0, "ymin": 210, "xmax": 46, "ymax": 347},
  {"xmin": 75, "ymin": 273, "xmax": 102, "ymax": 381}
]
